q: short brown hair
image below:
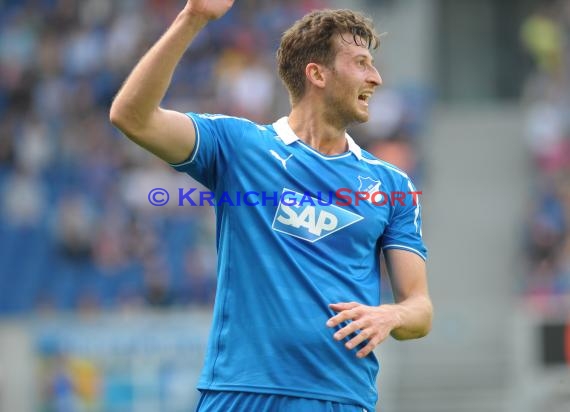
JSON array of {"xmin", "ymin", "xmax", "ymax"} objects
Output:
[{"xmin": 276, "ymin": 9, "xmax": 380, "ymax": 104}]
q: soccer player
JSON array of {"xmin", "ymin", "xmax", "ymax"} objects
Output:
[{"xmin": 110, "ymin": 1, "xmax": 433, "ymax": 411}]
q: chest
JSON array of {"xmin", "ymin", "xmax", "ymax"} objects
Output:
[{"xmin": 225, "ymin": 141, "xmax": 392, "ymax": 246}]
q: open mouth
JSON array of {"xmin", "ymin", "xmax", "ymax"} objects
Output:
[{"xmin": 358, "ymin": 92, "xmax": 372, "ymax": 104}]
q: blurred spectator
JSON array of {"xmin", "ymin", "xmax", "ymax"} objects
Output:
[
  {"xmin": 215, "ymin": 50, "xmax": 276, "ymax": 123},
  {"xmin": 142, "ymin": 254, "xmax": 174, "ymax": 308},
  {"xmin": 54, "ymin": 193, "xmax": 96, "ymax": 262},
  {"xmin": 351, "ymin": 87, "xmax": 427, "ymax": 182},
  {"xmin": 2, "ymin": 166, "xmax": 47, "ymax": 228},
  {"xmin": 521, "ymin": 0, "xmax": 570, "ymax": 312},
  {"xmin": 520, "ymin": 1, "xmax": 564, "ymax": 78},
  {"xmin": 180, "ymin": 245, "xmax": 217, "ymax": 307}
]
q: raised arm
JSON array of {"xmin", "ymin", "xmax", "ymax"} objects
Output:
[{"xmin": 109, "ymin": 0, "xmax": 235, "ymax": 164}]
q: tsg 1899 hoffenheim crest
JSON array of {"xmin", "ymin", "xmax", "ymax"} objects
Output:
[{"xmin": 357, "ymin": 176, "xmax": 381, "ymax": 195}]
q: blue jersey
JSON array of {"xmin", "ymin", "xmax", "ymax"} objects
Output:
[{"xmin": 171, "ymin": 114, "xmax": 427, "ymax": 411}]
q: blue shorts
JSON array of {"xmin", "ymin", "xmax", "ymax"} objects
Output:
[{"xmin": 196, "ymin": 390, "xmax": 367, "ymax": 412}]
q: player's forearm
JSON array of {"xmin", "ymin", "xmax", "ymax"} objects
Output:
[
  {"xmin": 387, "ymin": 295, "xmax": 433, "ymax": 340},
  {"xmin": 110, "ymin": 9, "xmax": 207, "ymax": 133}
]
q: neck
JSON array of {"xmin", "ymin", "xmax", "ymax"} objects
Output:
[{"xmin": 287, "ymin": 102, "xmax": 348, "ymax": 156}]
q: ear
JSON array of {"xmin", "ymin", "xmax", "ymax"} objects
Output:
[{"xmin": 305, "ymin": 62, "xmax": 327, "ymax": 89}]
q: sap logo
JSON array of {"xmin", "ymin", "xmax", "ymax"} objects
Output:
[
  {"xmin": 272, "ymin": 189, "xmax": 363, "ymax": 242},
  {"xmin": 277, "ymin": 206, "xmax": 336, "ymax": 236}
]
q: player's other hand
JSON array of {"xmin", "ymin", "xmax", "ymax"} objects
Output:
[
  {"xmin": 326, "ymin": 302, "xmax": 400, "ymax": 358},
  {"xmin": 184, "ymin": 0, "xmax": 235, "ymax": 21}
]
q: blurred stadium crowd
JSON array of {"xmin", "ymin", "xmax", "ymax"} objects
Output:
[
  {"xmin": 0, "ymin": 0, "xmax": 428, "ymax": 315},
  {"xmin": 521, "ymin": 0, "xmax": 570, "ymax": 313}
]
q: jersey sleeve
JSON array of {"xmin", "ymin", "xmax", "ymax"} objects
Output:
[
  {"xmin": 169, "ymin": 113, "xmax": 244, "ymax": 190},
  {"xmin": 380, "ymin": 177, "xmax": 427, "ymax": 260}
]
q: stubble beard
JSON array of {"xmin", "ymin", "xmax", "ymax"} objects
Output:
[{"xmin": 325, "ymin": 89, "xmax": 368, "ymax": 129}]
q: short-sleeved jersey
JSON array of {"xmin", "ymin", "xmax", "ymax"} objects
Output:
[{"xmin": 171, "ymin": 114, "xmax": 427, "ymax": 412}]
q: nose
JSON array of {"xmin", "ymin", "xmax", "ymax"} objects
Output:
[{"xmin": 369, "ymin": 66, "xmax": 382, "ymax": 86}]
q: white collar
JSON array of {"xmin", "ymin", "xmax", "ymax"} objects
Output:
[{"xmin": 272, "ymin": 117, "xmax": 363, "ymax": 160}]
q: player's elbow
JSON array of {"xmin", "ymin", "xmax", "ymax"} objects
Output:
[
  {"xmin": 110, "ymin": 102, "xmax": 134, "ymax": 134},
  {"xmin": 415, "ymin": 298, "xmax": 433, "ymax": 338},
  {"xmin": 416, "ymin": 314, "xmax": 433, "ymax": 339},
  {"xmin": 109, "ymin": 102, "xmax": 147, "ymax": 141},
  {"xmin": 420, "ymin": 299, "xmax": 434, "ymax": 336},
  {"xmin": 392, "ymin": 298, "xmax": 433, "ymax": 341},
  {"xmin": 391, "ymin": 323, "xmax": 431, "ymax": 341}
]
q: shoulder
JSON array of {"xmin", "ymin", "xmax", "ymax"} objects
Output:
[
  {"xmin": 190, "ymin": 113, "xmax": 269, "ymax": 131},
  {"xmin": 359, "ymin": 148, "xmax": 412, "ymax": 185},
  {"xmin": 189, "ymin": 113, "xmax": 275, "ymax": 141}
]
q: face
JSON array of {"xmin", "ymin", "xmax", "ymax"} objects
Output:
[{"xmin": 322, "ymin": 34, "xmax": 383, "ymax": 126}]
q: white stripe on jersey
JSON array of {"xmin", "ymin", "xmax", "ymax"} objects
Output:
[
  {"xmin": 361, "ymin": 156, "xmax": 409, "ymax": 179},
  {"xmin": 197, "ymin": 113, "xmax": 267, "ymax": 130},
  {"xmin": 407, "ymin": 180, "xmax": 421, "ymax": 234},
  {"xmin": 383, "ymin": 244, "xmax": 427, "ymax": 260},
  {"xmin": 171, "ymin": 114, "xmax": 201, "ymax": 167}
]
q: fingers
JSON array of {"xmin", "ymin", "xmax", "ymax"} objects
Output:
[
  {"xmin": 326, "ymin": 302, "xmax": 390, "ymax": 358},
  {"xmin": 326, "ymin": 302, "xmax": 360, "ymax": 327},
  {"xmin": 342, "ymin": 327, "xmax": 387, "ymax": 359},
  {"xmin": 329, "ymin": 301, "xmax": 359, "ymax": 311},
  {"xmin": 356, "ymin": 336, "xmax": 383, "ymax": 358},
  {"xmin": 343, "ymin": 327, "xmax": 369, "ymax": 350},
  {"xmin": 332, "ymin": 319, "xmax": 363, "ymax": 341},
  {"xmin": 332, "ymin": 320, "xmax": 381, "ymax": 359}
]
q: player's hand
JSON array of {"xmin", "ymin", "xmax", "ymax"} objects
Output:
[
  {"xmin": 184, "ymin": 0, "xmax": 235, "ymax": 21},
  {"xmin": 326, "ymin": 302, "xmax": 401, "ymax": 358}
]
